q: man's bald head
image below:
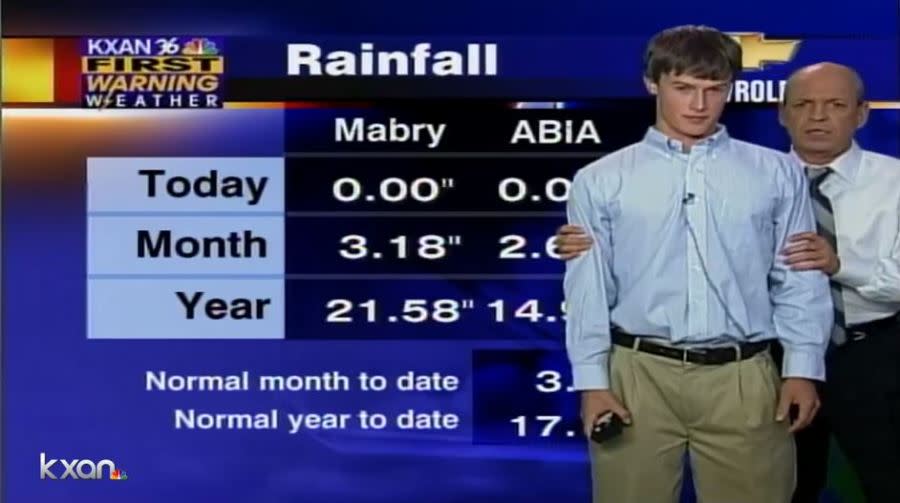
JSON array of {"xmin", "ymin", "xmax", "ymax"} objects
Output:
[
  {"xmin": 784, "ymin": 62, "xmax": 865, "ymax": 103},
  {"xmin": 779, "ymin": 62, "xmax": 868, "ymax": 165}
]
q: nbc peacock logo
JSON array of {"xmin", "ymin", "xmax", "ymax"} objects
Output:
[{"xmin": 182, "ymin": 37, "xmax": 219, "ymax": 55}]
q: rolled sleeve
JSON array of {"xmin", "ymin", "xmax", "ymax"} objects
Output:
[
  {"xmin": 831, "ymin": 258, "xmax": 871, "ymax": 289},
  {"xmin": 847, "ymin": 217, "xmax": 900, "ymax": 303}
]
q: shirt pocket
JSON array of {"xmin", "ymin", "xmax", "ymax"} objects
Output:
[{"xmin": 715, "ymin": 186, "xmax": 777, "ymax": 255}]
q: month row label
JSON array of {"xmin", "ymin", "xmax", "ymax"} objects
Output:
[{"xmin": 88, "ymin": 217, "xmax": 283, "ymax": 275}]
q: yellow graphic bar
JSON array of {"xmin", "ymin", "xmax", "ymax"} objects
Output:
[
  {"xmin": 82, "ymin": 56, "xmax": 224, "ymax": 74},
  {"xmin": 2, "ymin": 38, "xmax": 55, "ymax": 103}
]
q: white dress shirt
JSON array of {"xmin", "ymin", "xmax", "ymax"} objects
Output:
[{"xmin": 792, "ymin": 141, "xmax": 900, "ymax": 325}]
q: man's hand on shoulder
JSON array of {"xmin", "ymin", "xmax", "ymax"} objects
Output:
[
  {"xmin": 781, "ymin": 232, "xmax": 840, "ymax": 275},
  {"xmin": 554, "ymin": 224, "xmax": 593, "ymax": 260}
]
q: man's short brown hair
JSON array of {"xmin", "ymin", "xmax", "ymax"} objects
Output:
[{"xmin": 643, "ymin": 25, "xmax": 742, "ymax": 83}]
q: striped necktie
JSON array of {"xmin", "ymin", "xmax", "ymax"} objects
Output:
[{"xmin": 806, "ymin": 166, "xmax": 846, "ymax": 345}]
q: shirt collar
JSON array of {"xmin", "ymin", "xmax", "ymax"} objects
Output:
[
  {"xmin": 790, "ymin": 141, "xmax": 862, "ymax": 182},
  {"xmin": 642, "ymin": 124, "xmax": 730, "ymax": 156}
]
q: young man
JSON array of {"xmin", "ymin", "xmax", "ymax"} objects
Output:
[
  {"xmin": 558, "ymin": 62, "xmax": 900, "ymax": 503},
  {"xmin": 564, "ymin": 25, "xmax": 832, "ymax": 503}
]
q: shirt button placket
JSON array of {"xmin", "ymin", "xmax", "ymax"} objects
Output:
[{"xmin": 686, "ymin": 153, "xmax": 708, "ymax": 340}]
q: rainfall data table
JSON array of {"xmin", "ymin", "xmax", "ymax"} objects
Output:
[
  {"xmin": 80, "ymin": 103, "xmax": 655, "ymax": 447},
  {"xmin": 85, "ymin": 105, "xmax": 618, "ymax": 342}
]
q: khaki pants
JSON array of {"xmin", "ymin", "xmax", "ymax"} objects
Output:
[{"xmin": 589, "ymin": 344, "xmax": 796, "ymax": 503}]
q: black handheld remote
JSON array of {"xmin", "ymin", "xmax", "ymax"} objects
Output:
[{"xmin": 590, "ymin": 412, "xmax": 625, "ymax": 444}]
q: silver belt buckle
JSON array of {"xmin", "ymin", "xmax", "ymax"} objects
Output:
[{"xmin": 850, "ymin": 330, "xmax": 868, "ymax": 341}]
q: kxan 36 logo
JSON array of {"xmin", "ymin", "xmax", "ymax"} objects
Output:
[
  {"xmin": 728, "ymin": 32, "xmax": 801, "ymax": 103},
  {"xmin": 40, "ymin": 453, "xmax": 128, "ymax": 480}
]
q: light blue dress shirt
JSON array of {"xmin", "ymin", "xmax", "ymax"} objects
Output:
[{"xmin": 564, "ymin": 126, "xmax": 833, "ymax": 390}]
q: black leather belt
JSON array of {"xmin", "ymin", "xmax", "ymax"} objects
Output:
[
  {"xmin": 845, "ymin": 312, "xmax": 899, "ymax": 342},
  {"xmin": 612, "ymin": 330, "xmax": 769, "ymax": 365}
]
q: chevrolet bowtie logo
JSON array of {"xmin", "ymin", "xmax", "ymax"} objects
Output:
[{"xmin": 728, "ymin": 33, "xmax": 801, "ymax": 70}]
